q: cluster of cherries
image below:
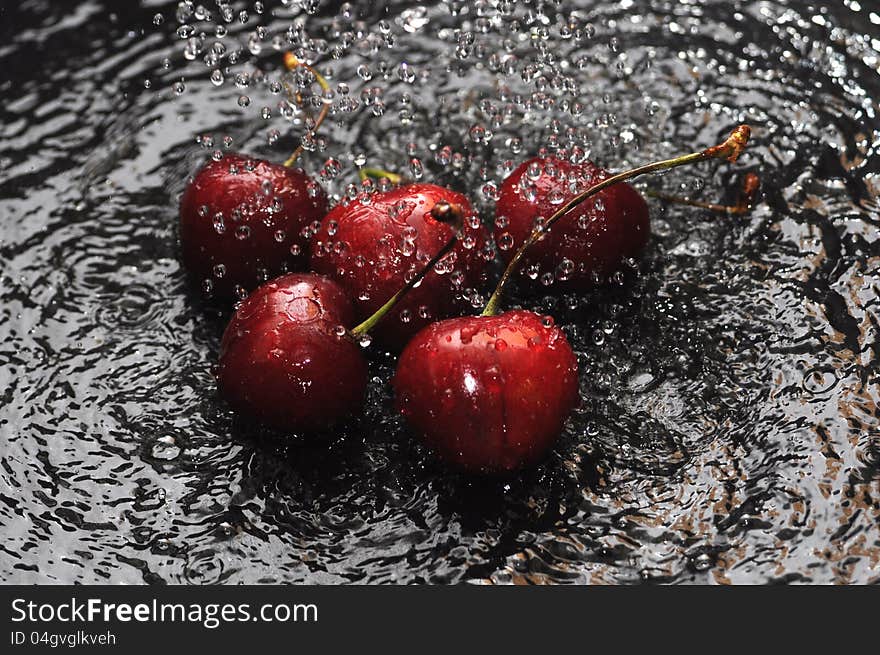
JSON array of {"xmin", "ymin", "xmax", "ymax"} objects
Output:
[{"xmin": 179, "ymin": 56, "xmax": 752, "ymax": 475}]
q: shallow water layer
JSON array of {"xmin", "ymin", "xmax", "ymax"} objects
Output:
[{"xmin": 1, "ymin": 0, "xmax": 879, "ymax": 584}]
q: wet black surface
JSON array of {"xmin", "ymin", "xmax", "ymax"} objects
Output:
[{"xmin": 1, "ymin": 0, "xmax": 878, "ymax": 584}]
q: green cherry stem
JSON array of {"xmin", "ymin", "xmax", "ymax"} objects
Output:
[
  {"xmin": 349, "ymin": 201, "xmax": 465, "ymax": 338},
  {"xmin": 481, "ymin": 125, "xmax": 752, "ymax": 317},
  {"xmin": 282, "ymin": 53, "xmax": 331, "ymax": 168},
  {"xmin": 358, "ymin": 167, "xmax": 403, "ymax": 185}
]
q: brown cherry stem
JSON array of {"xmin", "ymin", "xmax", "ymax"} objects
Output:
[
  {"xmin": 282, "ymin": 53, "xmax": 331, "ymax": 168},
  {"xmin": 481, "ymin": 125, "xmax": 752, "ymax": 316},
  {"xmin": 349, "ymin": 201, "xmax": 465, "ymax": 337},
  {"xmin": 647, "ymin": 172, "xmax": 760, "ymax": 215}
]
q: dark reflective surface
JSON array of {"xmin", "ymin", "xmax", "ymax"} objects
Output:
[{"xmin": 1, "ymin": 0, "xmax": 879, "ymax": 584}]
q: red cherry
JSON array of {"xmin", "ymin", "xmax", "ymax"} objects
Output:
[
  {"xmin": 393, "ymin": 310, "xmax": 579, "ymax": 474},
  {"xmin": 310, "ymin": 183, "xmax": 489, "ymax": 346},
  {"xmin": 180, "ymin": 153, "xmax": 328, "ymax": 300},
  {"xmin": 494, "ymin": 156, "xmax": 649, "ymax": 291},
  {"xmin": 217, "ymin": 273, "xmax": 367, "ymax": 432}
]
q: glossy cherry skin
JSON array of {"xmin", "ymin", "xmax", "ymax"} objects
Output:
[
  {"xmin": 310, "ymin": 184, "xmax": 489, "ymax": 347},
  {"xmin": 180, "ymin": 153, "xmax": 328, "ymax": 300},
  {"xmin": 393, "ymin": 310, "xmax": 579, "ymax": 474},
  {"xmin": 494, "ymin": 156, "xmax": 649, "ymax": 291},
  {"xmin": 217, "ymin": 273, "xmax": 367, "ymax": 433}
]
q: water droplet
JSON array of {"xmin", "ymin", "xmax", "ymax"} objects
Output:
[
  {"xmin": 150, "ymin": 435, "xmax": 181, "ymax": 461},
  {"xmin": 397, "ymin": 63, "xmax": 416, "ymax": 84},
  {"xmin": 692, "ymin": 553, "xmax": 713, "ymax": 572}
]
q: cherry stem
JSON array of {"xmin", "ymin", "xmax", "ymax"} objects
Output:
[
  {"xmin": 358, "ymin": 167, "xmax": 403, "ymax": 185},
  {"xmin": 282, "ymin": 53, "xmax": 331, "ymax": 168},
  {"xmin": 646, "ymin": 172, "xmax": 760, "ymax": 215},
  {"xmin": 349, "ymin": 201, "xmax": 465, "ymax": 337},
  {"xmin": 481, "ymin": 125, "xmax": 752, "ymax": 317}
]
